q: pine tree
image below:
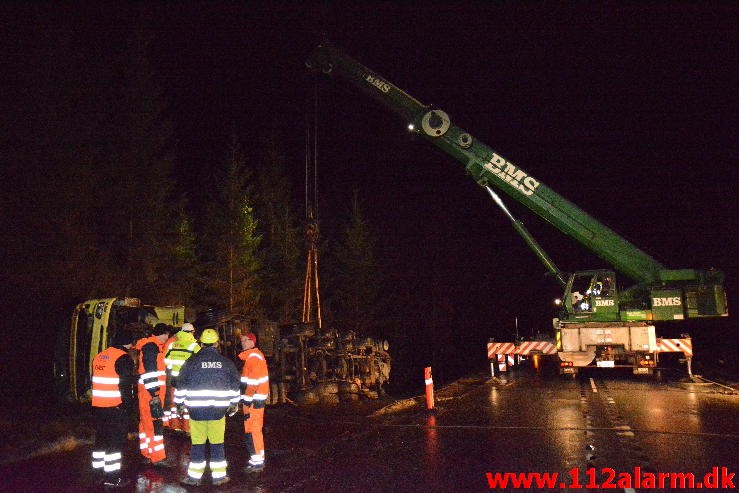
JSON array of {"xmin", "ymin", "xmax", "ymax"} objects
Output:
[
  {"xmin": 2, "ymin": 16, "xmax": 185, "ymax": 307},
  {"xmin": 201, "ymin": 136, "xmax": 263, "ymax": 315},
  {"xmin": 1, "ymin": 21, "xmax": 115, "ymax": 306},
  {"xmin": 253, "ymin": 139, "xmax": 303, "ymax": 322},
  {"xmin": 332, "ymin": 190, "xmax": 381, "ymax": 333},
  {"xmin": 155, "ymin": 205, "xmax": 199, "ymax": 305},
  {"xmin": 102, "ymin": 26, "xmax": 181, "ymax": 300}
]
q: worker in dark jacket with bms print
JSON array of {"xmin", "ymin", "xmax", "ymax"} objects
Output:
[{"xmin": 174, "ymin": 328, "xmax": 240, "ymax": 486}]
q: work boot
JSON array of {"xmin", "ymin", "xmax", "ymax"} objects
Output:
[
  {"xmin": 152, "ymin": 456, "xmax": 177, "ymax": 468},
  {"xmin": 211, "ymin": 476, "xmax": 230, "ymax": 486},
  {"xmin": 243, "ymin": 463, "xmax": 264, "ymax": 474},
  {"xmin": 180, "ymin": 475, "xmax": 201, "ymax": 486},
  {"xmin": 102, "ymin": 477, "xmax": 131, "ymax": 489}
]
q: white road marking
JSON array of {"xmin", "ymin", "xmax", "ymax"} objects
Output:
[
  {"xmin": 589, "ymin": 378, "xmax": 598, "ymax": 393},
  {"xmin": 615, "ymin": 425, "xmax": 635, "ymax": 437}
]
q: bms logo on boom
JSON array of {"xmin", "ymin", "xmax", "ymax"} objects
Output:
[
  {"xmin": 364, "ymin": 74, "xmax": 391, "ymax": 93},
  {"xmin": 484, "ymin": 153, "xmax": 540, "ymax": 196},
  {"xmin": 652, "ymin": 297, "xmax": 682, "ymax": 307}
]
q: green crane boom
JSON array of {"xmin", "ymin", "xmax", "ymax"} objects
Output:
[{"xmin": 306, "ymin": 41, "xmax": 727, "ymax": 323}]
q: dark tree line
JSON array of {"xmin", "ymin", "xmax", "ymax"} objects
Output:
[
  {"xmin": 0, "ymin": 17, "xmax": 384, "ymax": 344},
  {"xmin": 1, "ymin": 10, "xmax": 494, "ymax": 397}
]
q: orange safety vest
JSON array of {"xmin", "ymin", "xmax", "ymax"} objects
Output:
[
  {"xmin": 91, "ymin": 346, "xmax": 128, "ymax": 407},
  {"xmin": 135, "ymin": 336, "xmax": 166, "ymax": 392},
  {"xmin": 239, "ymin": 348, "xmax": 269, "ymax": 404}
]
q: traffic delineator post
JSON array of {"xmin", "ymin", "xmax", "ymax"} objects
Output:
[{"xmin": 424, "ymin": 366, "xmax": 434, "ymax": 410}]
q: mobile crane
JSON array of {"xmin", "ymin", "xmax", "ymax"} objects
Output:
[{"xmin": 306, "ymin": 42, "xmax": 728, "ymax": 375}]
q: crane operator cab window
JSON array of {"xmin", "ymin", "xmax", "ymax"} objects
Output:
[
  {"xmin": 570, "ymin": 272, "xmax": 615, "ymax": 313},
  {"xmin": 570, "ymin": 272, "xmax": 618, "ymax": 316},
  {"xmin": 594, "ymin": 275, "xmax": 613, "ymax": 297},
  {"xmin": 570, "ymin": 274, "xmax": 592, "ymax": 312}
]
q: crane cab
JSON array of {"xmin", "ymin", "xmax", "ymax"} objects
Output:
[
  {"xmin": 561, "ymin": 269, "xmax": 728, "ymax": 323},
  {"xmin": 562, "ymin": 270, "xmax": 619, "ymax": 322}
]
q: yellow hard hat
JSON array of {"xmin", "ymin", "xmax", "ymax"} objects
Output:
[{"xmin": 200, "ymin": 328, "xmax": 219, "ymax": 344}]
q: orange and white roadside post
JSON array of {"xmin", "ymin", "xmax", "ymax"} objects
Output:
[{"xmin": 424, "ymin": 366, "xmax": 434, "ymax": 410}]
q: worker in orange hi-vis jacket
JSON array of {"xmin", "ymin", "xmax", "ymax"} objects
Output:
[
  {"xmin": 90, "ymin": 328, "xmax": 136, "ymax": 489},
  {"xmin": 238, "ymin": 332, "xmax": 270, "ymax": 473},
  {"xmin": 134, "ymin": 323, "xmax": 175, "ymax": 467}
]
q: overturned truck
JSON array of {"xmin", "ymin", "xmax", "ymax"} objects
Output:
[
  {"xmin": 55, "ymin": 297, "xmax": 186, "ymax": 403},
  {"xmin": 196, "ymin": 311, "xmax": 391, "ymax": 404}
]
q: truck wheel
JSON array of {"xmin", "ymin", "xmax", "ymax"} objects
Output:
[
  {"xmin": 315, "ymin": 381, "xmax": 339, "ymax": 395},
  {"xmin": 320, "ymin": 393, "xmax": 340, "ymax": 405},
  {"xmin": 339, "ymin": 392, "xmax": 359, "ymax": 402},
  {"xmin": 294, "ymin": 389, "xmax": 319, "ymax": 405}
]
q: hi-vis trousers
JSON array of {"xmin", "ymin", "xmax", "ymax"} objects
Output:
[
  {"xmin": 243, "ymin": 404, "xmax": 265, "ymax": 466},
  {"xmin": 138, "ymin": 384, "xmax": 166, "ymax": 463}
]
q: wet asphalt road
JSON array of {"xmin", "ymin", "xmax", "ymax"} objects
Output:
[{"xmin": 2, "ymin": 363, "xmax": 737, "ymax": 492}]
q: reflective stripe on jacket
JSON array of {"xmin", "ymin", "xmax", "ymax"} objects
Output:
[
  {"xmin": 165, "ymin": 332, "xmax": 200, "ymax": 377},
  {"xmin": 91, "ymin": 347, "xmax": 128, "ymax": 407},
  {"xmin": 174, "ymin": 346, "xmax": 241, "ymax": 421},
  {"xmin": 135, "ymin": 336, "xmax": 166, "ymax": 394},
  {"xmin": 162, "ymin": 336, "xmax": 176, "ymax": 366},
  {"xmin": 238, "ymin": 348, "xmax": 269, "ymax": 405}
]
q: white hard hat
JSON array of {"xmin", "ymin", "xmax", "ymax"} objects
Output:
[{"xmin": 181, "ymin": 323, "xmax": 195, "ymax": 333}]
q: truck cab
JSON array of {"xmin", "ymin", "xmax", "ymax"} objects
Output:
[{"xmin": 54, "ymin": 297, "xmax": 185, "ymax": 403}]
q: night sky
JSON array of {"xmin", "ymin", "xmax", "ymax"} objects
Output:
[{"xmin": 2, "ymin": 4, "xmax": 737, "ymax": 394}]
